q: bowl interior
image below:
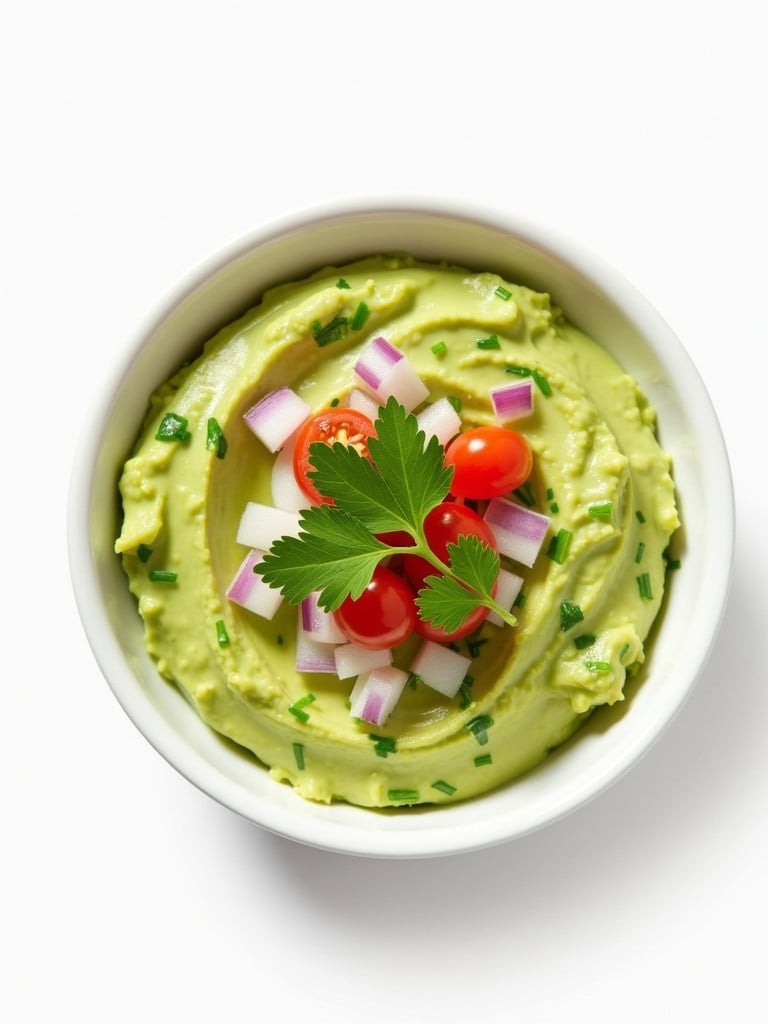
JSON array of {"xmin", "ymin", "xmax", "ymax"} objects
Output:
[{"xmin": 69, "ymin": 201, "xmax": 733, "ymax": 857}]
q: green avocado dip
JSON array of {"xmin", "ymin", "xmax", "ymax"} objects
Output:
[{"xmin": 115, "ymin": 255, "xmax": 679, "ymax": 808}]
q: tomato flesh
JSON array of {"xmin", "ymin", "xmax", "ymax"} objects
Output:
[
  {"xmin": 334, "ymin": 566, "xmax": 417, "ymax": 650},
  {"xmin": 293, "ymin": 407, "xmax": 376, "ymax": 505},
  {"xmin": 445, "ymin": 426, "xmax": 532, "ymax": 500},
  {"xmin": 404, "ymin": 502, "xmax": 498, "ymax": 642}
]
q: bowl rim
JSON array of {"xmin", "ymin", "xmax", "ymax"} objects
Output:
[{"xmin": 67, "ymin": 196, "xmax": 735, "ymax": 857}]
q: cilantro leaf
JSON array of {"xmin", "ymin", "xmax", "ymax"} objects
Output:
[
  {"xmin": 307, "ymin": 441, "xmax": 409, "ymax": 533},
  {"xmin": 367, "ymin": 397, "xmax": 453, "ymax": 527},
  {"xmin": 444, "ymin": 535, "xmax": 501, "ymax": 597},
  {"xmin": 415, "ymin": 575, "xmax": 483, "ymax": 633},
  {"xmin": 255, "ymin": 505, "xmax": 389, "ymax": 611}
]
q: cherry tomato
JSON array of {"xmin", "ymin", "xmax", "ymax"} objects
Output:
[
  {"xmin": 293, "ymin": 407, "xmax": 376, "ymax": 505},
  {"xmin": 404, "ymin": 502, "xmax": 498, "ymax": 642},
  {"xmin": 334, "ymin": 566, "xmax": 417, "ymax": 650},
  {"xmin": 445, "ymin": 426, "xmax": 533, "ymax": 500}
]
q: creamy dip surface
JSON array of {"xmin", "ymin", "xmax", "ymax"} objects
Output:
[{"xmin": 116, "ymin": 255, "xmax": 679, "ymax": 808}]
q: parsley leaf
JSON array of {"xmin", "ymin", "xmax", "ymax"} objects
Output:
[
  {"xmin": 256, "ymin": 505, "xmax": 389, "ymax": 611},
  {"xmin": 415, "ymin": 536, "xmax": 511, "ymax": 632},
  {"xmin": 416, "ymin": 574, "xmax": 484, "ymax": 633},
  {"xmin": 444, "ymin": 535, "xmax": 501, "ymax": 596}
]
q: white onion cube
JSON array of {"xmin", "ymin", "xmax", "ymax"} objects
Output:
[
  {"xmin": 236, "ymin": 503, "xmax": 301, "ymax": 549},
  {"xmin": 349, "ymin": 666, "xmax": 408, "ymax": 725},
  {"xmin": 300, "ymin": 592, "xmax": 347, "ymax": 644},
  {"xmin": 409, "ymin": 639, "xmax": 471, "ymax": 699},
  {"xmin": 416, "ymin": 397, "xmax": 462, "ymax": 448},
  {"xmin": 334, "ymin": 643, "xmax": 393, "ymax": 680},
  {"xmin": 243, "ymin": 387, "xmax": 311, "ymax": 452},
  {"xmin": 486, "ymin": 568, "xmax": 524, "ymax": 626},
  {"xmin": 226, "ymin": 550, "xmax": 283, "ymax": 619}
]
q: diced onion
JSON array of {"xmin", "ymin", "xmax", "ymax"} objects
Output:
[
  {"xmin": 409, "ymin": 639, "xmax": 471, "ymax": 699},
  {"xmin": 300, "ymin": 592, "xmax": 347, "ymax": 644},
  {"xmin": 416, "ymin": 397, "xmax": 462, "ymax": 448},
  {"xmin": 295, "ymin": 620, "xmax": 338, "ymax": 673},
  {"xmin": 483, "ymin": 498, "xmax": 551, "ymax": 567},
  {"xmin": 236, "ymin": 502, "xmax": 301, "ymax": 550},
  {"xmin": 489, "ymin": 379, "xmax": 534, "ymax": 423},
  {"xmin": 226, "ymin": 550, "xmax": 283, "ymax": 619},
  {"xmin": 334, "ymin": 642, "xmax": 393, "ymax": 680},
  {"xmin": 243, "ymin": 387, "xmax": 311, "ymax": 452},
  {"xmin": 271, "ymin": 430, "xmax": 314, "ymax": 513},
  {"xmin": 354, "ymin": 336, "xmax": 429, "ymax": 412},
  {"xmin": 486, "ymin": 568, "xmax": 524, "ymax": 626},
  {"xmin": 345, "ymin": 387, "xmax": 381, "ymax": 421},
  {"xmin": 349, "ymin": 666, "xmax": 408, "ymax": 726}
]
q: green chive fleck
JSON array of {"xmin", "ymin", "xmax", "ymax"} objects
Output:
[
  {"xmin": 215, "ymin": 619, "xmax": 230, "ymax": 648},
  {"xmin": 584, "ymin": 659, "xmax": 612, "ymax": 673},
  {"xmin": 494, "ymin": 285, "xmax": 512, "ymax": 300},
  {"xmin": 514, "ymin": 482, "xmax": 536, "ymax": 507},
  {"xmin": 312, "ymin": 315, "xmax": 349, "ymax": 347},
  {"xmin": 550, "ymin": 502, "xmax": 560, "ymax": 514},
  {"xmin": 619, "ymin": 643, "xmax": 630, "ymax": 662},
  {"xmin": 546, "ymin": 488, "xmax": 555, "ymax": 501},
  {"xmin": 465, "ymin": 714, "xmax": 493, "ymax": 745},
  {"xmin": 477, "ymin": 334, "xmax": 501, "ymax": 350},
  {"xmin": 588, "ymin": 501, "xmax": 613, "ymax": 518},
  {"xmin": 574, "ymin": 633, "xmax": 596, "ymax": 650},
  {"xmin": 407, "ymin": 671, "xmax": 420, "ymax": 690},
  {"xmin": 335, "ymin": 278, "xmax": 351, "ymax": 289},
  {"xmin": 330, "ymin": 397, "xmax": 340, "ymax": 407},
  {"xmin": 388, "ymin": 789, "xmax": 419, "ymax": 803},
  {"xmin": 137, "ymin": 544, "xmax": 153, "ymax": 564},
  {"xmin": 431, "ymin": 341, "xmax": 448, "ymax": 358},
  {"xmin": 370, "ymin": 734, "xmax": 397, "ymax": 758},
  {"xmin": 350, "ymin": 301, "xmax": 370, "ymax": 331},
  {"xmin": 474, "ymin": 754, "xmax": 493, "ymax": 767},
  {"xmin": 432, "ymin": 780, "xmax": 457, "ymax": 796},
  {"xmin": 547, "ymin": 528, "xmax": 572, "ymax": 564},
  {"xmin": 560, "ymin": 601, "xmax": 584, "ymax": 631},
  {"xmin": 148, "ymin": 569, "xmax": 177, "ymax": 583},
  {"xmin": 637, "ymin": 573, "xmax": 653, "ymax": 600},
  {"xmin": 635, "ymin": 541, "xmax": 646, "ymax": 564},
  {"xmin": 289, "ymin": 692, "xmax": 316, "ymax": 722},
  {"xmin": 276, "ymin": 634, "xmax": 284, "ymax": 646},
  {"xmin": 458, "ymin": 676, "xmax": 475, "ymax": 709},
  {"xmin": 206, "ymin": 418, "xmax": 228, "ymax": 459},
  {"xmin": 447, "ymin": 395, "xmax": 462, "ymax": 413},
  {"xmin": 155, "ymin": 412, "xmax": 190, "ymax": 442},
  {"xmin": 636, "ymin": 510, "xmax": 646, "ymax": 524},
  {"xmin": 293, "ymin": 742, "xmax": 305, "ymax": 770},
  {"xmin": 665, "ymin": 555, "xmax": 682, "ymax": 570},
  {"xmin": 467, "ymin": 637, "xmax": 488, "ymax": 659},
  {"xmin": 513, "ymin": 591, "xmax": 526, "ymax": 608},
  {"xmin": 506, "ymin": 365, "xmax": 551, "ymax": 395}
]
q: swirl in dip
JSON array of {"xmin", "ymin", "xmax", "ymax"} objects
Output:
[{"xmin": 116, "ymin": 255, "xmax": 679, "ymax": 808}]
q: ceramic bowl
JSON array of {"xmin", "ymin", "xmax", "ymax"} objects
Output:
[{"xmin": 67, "ymin": 198, "xmax": 734, "ymax": 857}]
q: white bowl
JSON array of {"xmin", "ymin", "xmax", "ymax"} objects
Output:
[{"xmin": 67, "ymin": 198, "xmax": 734, "ymax": 858}]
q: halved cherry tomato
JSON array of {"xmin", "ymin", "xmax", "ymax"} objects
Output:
[
  {"xmin": 445, "ymin": 425, "xmax": 532, "ymax": 500},
  {"xmin": 334, "ymin": 566, "xmax": 417, "ymax": 650},
  {"xmin": 293, "ymin": 407, "xmax": 376, "ymax": 505},
  {"xmin": 404, "ymin": 502, "xmax": 498, "ymax": 642}
]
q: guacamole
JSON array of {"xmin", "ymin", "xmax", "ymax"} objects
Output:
[{"xmin": 115, "ymin": 255, "xmax": 679, "ymax": 808}]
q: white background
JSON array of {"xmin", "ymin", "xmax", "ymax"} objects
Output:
[{"xmin": 2, "ymin": 2, "xmax": 765, "ymax": 1022}]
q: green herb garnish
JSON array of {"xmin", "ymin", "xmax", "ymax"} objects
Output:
[
  {"xmin": 447, "ymin": 395, "xmax": 462, "ymax": 413},
  {"xmin": 289, "ymin": 692, "xmax": 316, "ymax": 723},
  {"xmin": 350, "ymin": 301, "xmax": 370, "ymax": 331},
  {"xmin": 255, "ymin": 398, "xmax": 515, "ymax": 631},
  {"xmin": 465, "ymin": 714, "xmax": 493, "ymax": 746},
  {"xmin": 215, "ymin": 619, "xmax": 230, "ymax": 648},
  {"xmin": 431, "ymin": 341, "xmax": 447, "ymax": 358},
  {"xmin": 584, "ymin": 659, "xmax": 612, "ymax": 673},
  {"xmin": 477, "ymin": 334, "xmax": 501, "ymax": 350},
  {"xmin": 514, "ymin": 482, "xmax": 536, "ymax": 507},
  {"xmin": 370, "ymin": 734, "xmax": 397, "ymax": 758},
  {"xmin": 637, "ymin": 572, "xmax": 653, "ymax": 600},
  {"xmin": 432, "ymin": 780, "xmax": 457, "ymax": 796},
  {"xmin": 388, "ymin": 789, "xmax": 419, "ymax": 802},
  {"xmin": 312, "ymin": 315, "xmax": 349, "ymax": 347},
  {"xmin": 636, "ymin": 510, "xmax": 646, "ymax": 524},
  {"xmin": 547, "ymin": 528, "xmax": 572, "ymax": 564},
  {"xmin": 137, "ymin": 544, "xmax": 153, "ymax": 563},
  {"xmin": 155, "ymin": 412, "xmax": 190, "ymax": 442},
  {"xmin": 148, "ymin": 569, "xmax": 177, "ymax": 583},
  {"xmin": 588, "ymin": 501, "xmax": 613, "ymax": 518},
  {"xmin": 336, "ymin": 278, "xmax": 351, "ymax": 289},
  {"xmin": 574, "ymin": 633, "xmax": 596, "ymax": 650},
  {"xmin": 474, "ymin": 754, "xmax": 493, "ymax": 767},
  {"xmin": 206, "ymin": 417, "xmax": 228, "ymax": 459},
  {"xmin": 505, "ymin": 364, "xmax": 551, "ymax": 396},
  {"xmin": 292, "ymin": 742, "xmax": 305, "ymax": 770},
  {"xmin": 560, "ymin": 601, "xmax": 584, "ymax": 631},
  {"xmin": 635, "ymin": 541, "xmax": 645, "ymax": 564},
  {"xmin": 494, "ymin": 285, "xmax": 512, "ymax": 300}
]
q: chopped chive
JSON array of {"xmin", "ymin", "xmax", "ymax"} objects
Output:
[
  {"xmin": 388, "ymin": 788, "xmax": 419, "ymax": 802},
  {"xmin": 637, "ymin": 572, "xmax": 653, "ymax": 600},
  {"xmin": 370, "ymin": 734, "xmax": 397, "ymax": 758},
  {"xmin": 293, "ymin": 693, "xmax": 316, "ymax": 710},
  {"xmin": 547, "ymin": 528, "xmax": 572, "ymax": 564},
  {"xmin": 447, "ymin": 395, "xmax": 462, "ymax": 413},
  {"xmin": 276, "ymin": 634, "xmax": 284, "ymax": 646},
  {"xmin": 494, "ymin": 285, "xmax": 512, "ymax": 300},
  {"xmin": 205, "ymin": 417, "xmax": 228, "ymax": 459},
  {"xmin": 407, "ymin": 671, "xmax": 420, "ymax": 690},
  {"xmin": 665, "ymin": 554, "xmax": 682, "ymax": 570},
  {"xmin": 560, "ymin": 600, "xmax": 584, "ymax": 631},
  {"xmin": 505, "ymin": 364, "xmax": 531, "ymax": 378},
  {"xmin": 584, "ymin": 660, "xmax": 612, "ymax": 673},
  {"xmin": 546, "ymin": 488, "xmax": 555, "ymax": 501},
  {"xmin": 465, "ymin": 714, "xmax": 493, "ymax": 745},
  {"xmin": 289, "ymin": 707, "xmax": 309, "ymax": 724},
  {"xmin": 312, "ymin": 315, "xmax": 349, "ymax": 347},
  {"xmin": 458, "ymin": 675, "xmax": 475, "ymax": 709},
  {"xmin": 550, "ymin": 502, "xmax": 559, "ymax": 514},
  {"xmin": 635, "ymin": 541, "xmax": 646, "ymax": 564},
  {"xmin": 514, "ymin": 482, "xmax": 536, "ymax": 507},
  {"xmin": 619, "ymin": 642, "xmax": 630, "ymax": 661},
  {"xmin": 350, "ymin": 301, "xmax": 370, "ymax": 331},
  {"xmin": 335, "ymin": 278, "xmax": 351, "ymax": 289},
  {"xmin": 531, "ymin": 369, "xmax": 552, "ymax": 396},
  {"xmin": 292, "ymin": 742, "xmax": 305, "ymax": 770},
  {"xmin": 137, "ymin": 544, "xmax": 153, "ymax": 563},
  {"xmin": 474, "ymin": 754, "xmax": 493, "ymax": 767},
  {"xmin": 477, "ymin": 334, "xmax": 501, "ymax": 350},
  {"xmin": 636, "ymin": 510, "xmax": 646, "ymax": 524},
  {"xmin": 431, "ymin": 340, "xmax": 448, "ymax": 358},
  {"xmin": 573, "ymin": 633, "xmax": 596, "ymax": 650},
  {"xmin": 588, "ymin": 501, "xmax": 613, "ymax": 518},
  {"xmin": 289, "ymin": 692, "xmax": 316, "ymax": 722},
  {"xmin": 513, "ymin": 591, "xmax": 526, "ymax": 608},
  {"xmin": 215, "ymin": 619, "xmax": 230, "ymax": 648},
  {"xmin": 432, "ymin": 780, "xmax": 457, "ymax": 796},
  {"xmin": 330, "ymin": 397, "xmax": 340, "ymax": 407},
  {"xmin": 155, "ymin": 412, "xmax": 190, "ymax": 442},
  {"xmin": 148, "ymin": 569, "xmax": 177, "ymax": 583},
  {"xmin": 467, "ymin": 636, "xmax": 488, "ymax": 658}
]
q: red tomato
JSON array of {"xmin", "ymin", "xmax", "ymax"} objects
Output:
[
  {"xmin": 334, "ymin": 566, "xmax": 417, "ymax": 650},
  {"xmin": 404, "ymin": 502, "xmax": 498, "ymax": 642},
  {"xmin": 445, "ymin": 426, "xmax": 532, "ymax": 500},
  {"xmin": 293, "ymin": 407, "xmax": 376, "ymax": 505}
]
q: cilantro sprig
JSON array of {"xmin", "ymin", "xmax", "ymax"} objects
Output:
[{"xmin": 255, "ymin": 397, "xmax": 516, "ymax": 630}]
